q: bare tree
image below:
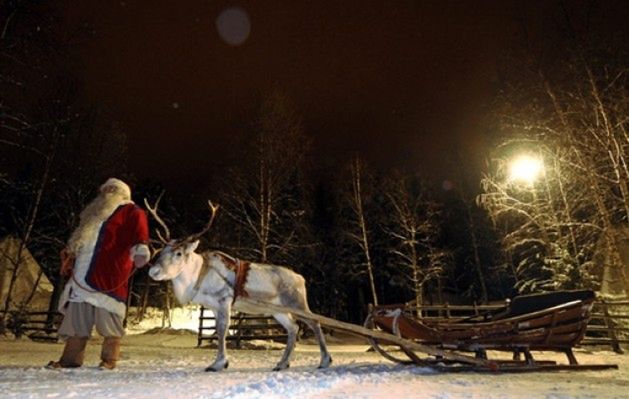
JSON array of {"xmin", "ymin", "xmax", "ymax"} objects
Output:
[
  {"xmin": 475, "ymin": 1, "xmax": 629, "ymax": 294},
  {"xmin": 0, "ymin": 119, "xmax": 62, "ymax": 330},
  {"xmin": 342, "ymin": 156, "xmax": 379, "ymax": 306},
  {"xmin": 479, "ymin": 46, "xmax": 628, "ymax": 293},
  {"xmin": 383, "ymin": 171, "xmax": 447, "ymax": 310},
  {"xmin": 221, "ymin": 88, "xmax": 311, "ymax": 266},
  {"xmin": 0, "ymin": 2, "xmax": 129, "ymax": 332}
]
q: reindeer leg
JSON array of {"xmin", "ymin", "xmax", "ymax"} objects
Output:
[
  {"xmin": 272, "ymin": 313, "xmax": 298, "ymax": 371},
  {"xmin": 301, "ymin": 318, "xmax": 332, "ymax": 369},
  {"xmin": 205, "ymin": 301, "xmax": 231, "ymax": 372}
]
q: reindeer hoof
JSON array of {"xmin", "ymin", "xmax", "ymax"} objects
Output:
[
  {"xmin": 318, "ymin": 356, "xmax": 333, "ymax": 369},
  {"xmin": 272, "ymin": 364, "xmax": 289, "ymax": 372},
  {"xmin": 205, "ymin": 360, "xmax": 228, "ymax": 372}
]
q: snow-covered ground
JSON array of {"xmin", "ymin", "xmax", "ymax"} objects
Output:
[{"xmin": 0, "ymin": 329, "xmax": 627, "ymax": 399}]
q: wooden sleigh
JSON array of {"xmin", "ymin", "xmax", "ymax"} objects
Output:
[{"xmin": 364, "ymin": 290, "xmax": 619, "ymax": 372}]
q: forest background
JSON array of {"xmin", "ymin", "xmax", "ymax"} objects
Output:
[{"xmin": 1, "ymin": 1, "xmax": 628, "ymax": 328}]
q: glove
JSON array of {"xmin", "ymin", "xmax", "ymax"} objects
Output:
[{"xmin": 134, "ymin": 255, "xmax": 149, "ymax": 268}]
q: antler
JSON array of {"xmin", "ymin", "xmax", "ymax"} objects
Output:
[
  {"xmin": 181, "ymin": 200, "xmax": 220, "ymax": 244},
  {"xmin": 144, "ymin": 191, "xmax": 172, "ymax": 244}
]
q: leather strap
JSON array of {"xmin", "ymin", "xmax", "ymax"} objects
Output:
[
  {"xmin": 233, "ymin": 259, "xmax": 250, "ymax": 301},
  {"xmin": 199, "ymin": 252, "xmax": 251, "ymax": 303}
]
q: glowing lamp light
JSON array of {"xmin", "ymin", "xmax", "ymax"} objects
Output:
[{"xmin": 508, "ymin": 155, "xmax": 543, "ymax": 184}]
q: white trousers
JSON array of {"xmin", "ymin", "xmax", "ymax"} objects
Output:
[{"xmin": 58, "ymin": 302, "xmax": 124, "ymax": 339}]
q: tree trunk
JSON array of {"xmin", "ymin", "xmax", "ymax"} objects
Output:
[
  {"xmin": 464, "ymin": 202, "xmax": 488, "ymax": 303},
  {"xmin": 351, "ymin": 158, "xmax": 378, "ymax": 306}
]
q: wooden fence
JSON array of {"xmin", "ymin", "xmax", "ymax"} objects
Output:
[
  {"xmin": 0, "ymin": 310, "xmax": 61, "ymax": 341},
  {"xmin": 196, "ymin": 306, "xmax": 288, "ymax": 347},
  {"xmin": 581, "ymin": 299, "xmax": 629, "ymax": 353}
]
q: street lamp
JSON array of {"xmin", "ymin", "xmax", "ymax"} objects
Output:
[{"xmin": 508, "ymin": 155, "xmax": 543, "ymax": 184}]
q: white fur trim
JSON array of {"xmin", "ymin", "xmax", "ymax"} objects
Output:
[
  {"xmin": 65, "ymin": 235, "xmax": 128, "ymax": 317},
  {"xmin": 100, "ymin": 178, "xmax": 131, "ymax": 200},
  {"xmin": 130, "ymin": 243, "xmax": 151, "ymax": 260}
]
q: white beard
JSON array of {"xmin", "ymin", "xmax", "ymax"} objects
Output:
[{"xmin": 67, "ymin": 191, "xmax": 130, "ymax": 254}]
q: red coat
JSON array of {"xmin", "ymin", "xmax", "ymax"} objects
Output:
[{"xmin": 84, "ymin": 203, "xmax": 149, "ymax": 303}]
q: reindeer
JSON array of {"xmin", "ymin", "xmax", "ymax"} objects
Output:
[{"xmin": 144, "ymin": 196, "xmax": 332, "ymax": 372}]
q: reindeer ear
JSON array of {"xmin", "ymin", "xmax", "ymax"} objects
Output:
[{"xmin": 186, "ymin": 240, "xmax": 200, "ymax": 254}]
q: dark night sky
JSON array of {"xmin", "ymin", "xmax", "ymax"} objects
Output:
[{"xmin": 56, "ymin": 0, "xmax": 629, "ymax": 194}]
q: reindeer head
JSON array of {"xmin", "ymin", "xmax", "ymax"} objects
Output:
[{"xmin": 144, "ymin": 194, "xmax": 219, "ymax": 281}]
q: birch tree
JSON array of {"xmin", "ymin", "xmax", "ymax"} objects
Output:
[
  {"xmin": 221, "ymin": 89, "xmax": 311, "ymax": 266},
  {"xmin": 383, "ymin": 171, "xmax": 448, "ymax": 310},
  {"xmin": 341, "ymin": 156, "xmax": 379, "ymax": 306}
]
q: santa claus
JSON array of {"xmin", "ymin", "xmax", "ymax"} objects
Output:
[{"xmin": 48, "ymin": 178, "xmax": 150, "ymax": 370}]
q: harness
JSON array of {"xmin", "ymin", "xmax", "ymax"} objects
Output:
[{"xmin": 195, "ymin": 252, "xmax": 251, "ymax": 303}]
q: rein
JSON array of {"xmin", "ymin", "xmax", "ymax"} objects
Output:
[{"xmin": 71, "ymin": 266, "xmax": 139, "ymax": 294}]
